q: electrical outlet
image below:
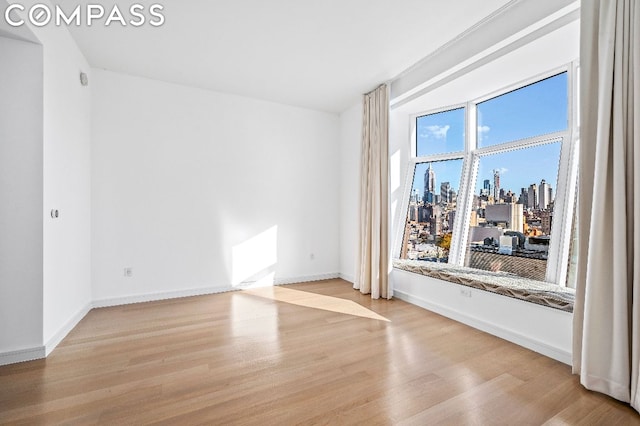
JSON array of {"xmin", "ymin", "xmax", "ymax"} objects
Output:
[
  {"xmin": 460, "ymin": 288, "xmax": 472, "ymax": 298},
  {"xmin": 124, "ymin": 267, "xmax": 133, "ymax": 277},
  {"xmin": 310, "ymin": 253, "xmax": 315, "ymax": 260}
]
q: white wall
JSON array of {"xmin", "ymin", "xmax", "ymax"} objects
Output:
[
  {"xmin": 91, "ymin": 70, "xmax": 340, "ymax": 303},
  {"xmin": 0, "ymin": 2, "xmax": 92, "ymax": 363},
  {"xmin": 37, "ymin": 18, "xmax": 93, "ymax": 352},
  {"xmin": 338, "ymin": 103, "xmax": 362, "ymax": 283},
  {"xmin": 0, "ymin": 36, "xmax": 44, "ymax": 357}
]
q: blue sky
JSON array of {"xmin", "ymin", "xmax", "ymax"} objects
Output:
[
  {"xmin": 477, "ymin": 73, "xmax": 568, "ymax": 147},
  {"xmin": 413, "ymin": 72, "xmax": 567, "ymax": 197}
]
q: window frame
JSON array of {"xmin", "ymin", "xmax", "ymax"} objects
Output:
[{"xmin": 395, "ymin": 62, "xmax": 579, "ymax": 287}]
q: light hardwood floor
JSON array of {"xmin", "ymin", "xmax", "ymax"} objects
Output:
[{"xmin": 1, "ymin": 279, "xmax": 638, "ymax": 425}]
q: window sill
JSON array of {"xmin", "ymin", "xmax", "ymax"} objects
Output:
[{"xmin": 392, "ymin": 259, "xmax": 574, "ymax": 312}]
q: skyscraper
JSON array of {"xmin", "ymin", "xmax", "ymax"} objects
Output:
[
  {"xmin": 519, "ymin": 188, "xmax": 528, "ymax": 206},
  {"xmin": 440, "ymin": 181, "xmax": 451, "ymax": 204},
  {"xmin": 528, "ymin": 183, "xmax": 538, "ymax": 210},
  {"xmin": 424, "ymin": 163, "xmax": 436, "ymax": 204},
  {"xmin": 493, "ymin": 169, "xmax": 501, "ymax": 201},
  {"xmin": 480, "ymin": 179, "xmax": 490, "ymax": 197},
  {"xmin": 430, "ymin": 205, "xmax": 442, "ymax": 236},
  {"xmin": 539, "ymin": 179, "xmax": 551, "ymax": 210}
]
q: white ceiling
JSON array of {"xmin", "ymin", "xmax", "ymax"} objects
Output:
[{"xmin": 60, "ymin": 0, "xmax": 512, "ymax": 113}]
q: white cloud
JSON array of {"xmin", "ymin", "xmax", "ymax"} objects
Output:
[
  {"xmin": 497, "ymin": 167, "xmax": 508, "ymax": 174},
  {"xmin": 422, "ymin": 124, "xmax": 450, "ymax": 140},
  {"xmin": 477, "ymin": 125, "xmax": 491, "ymax": 143}
]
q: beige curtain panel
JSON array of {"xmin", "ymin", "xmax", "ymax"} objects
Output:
[
  {"xmin": 355, "ymin": 84, "xmax": 390, "ymax": 300},
  {"xmin": 574, "ymin": 0, "xmax": 639, "ymax": 412}
]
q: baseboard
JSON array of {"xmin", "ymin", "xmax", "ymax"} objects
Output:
[
  {"xmin": 93, "ymin": 273, "xmax": 343, "ymax": 308},
  {"xmin": 0, "ymin": 346, "xmax": 46, "ymax": 366},
  {"xmin": 92, "ymin": 285, "xmax": 236, "ymax": 308},
  {"xmin": 393, "ymin": 289, "xmax": 572, "ymax": 365},
  {"xmin": 45, "ymin": 302, "xmax": 93, "ymax": 356},
  {"xmin": 338, "ymin": 273, "xmax": 355, "ymax": 284},
  {"xmin": 275, "ymin": 272, "xmax": 340, "ymax": 285}
]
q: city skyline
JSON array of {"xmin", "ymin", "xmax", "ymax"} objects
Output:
[{"xmin": 410, "ymin": 140, "xmax": 561, "ymax": 203}]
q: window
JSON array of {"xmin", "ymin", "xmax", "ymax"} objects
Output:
[
  {"xmin": 399, "ymin": 106, "xmax": 466, "ymax": 264},
  {"xmin": 398, "ymin": 68, "xmax": 578, "ymax": 286},
  {"xmin": 465, "ymin": 142, "xmax": 562, "ymax": 281},
  {"xmin": 400, "ymin": 159, "xmax": 463, "ymax": 262}
]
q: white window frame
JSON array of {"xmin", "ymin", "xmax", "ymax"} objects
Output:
[{"xmin": 395, "ymin": 62, "xmax": 579, "ymax": 287}]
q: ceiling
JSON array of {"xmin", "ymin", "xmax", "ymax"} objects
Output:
[{"xmin": 60, "ymin": 0, "xmax": 513, "ymax": 113}]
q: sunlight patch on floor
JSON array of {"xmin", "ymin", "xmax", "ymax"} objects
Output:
[{"xmin": 242, "ymin": 286, "xmax": 390, "ymax": 322}]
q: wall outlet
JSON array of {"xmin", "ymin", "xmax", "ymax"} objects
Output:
[
  {"xmin": 310, "ymin": 253, "xmax": 315, "ymax": 260},
  {"xmin": 460, "ymin": 288, "xmax": 472, "ymax": 298},
  {"xmin": 124, "ymin": 267, "xmax": 133, "ymax": 277}
]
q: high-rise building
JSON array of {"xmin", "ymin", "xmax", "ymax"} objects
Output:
[
  {"xmin": 483, "ymin": 179, "xmax": 491, "ymax": 196},
  {"xmin": 504, "ymin": 190, "xmax": 516, "ymax": 203},
  {"xmin": 440, "ymin": 181, "xmax": 451, "ymax": 204},
  {"xmin": 528, "ymin": 183, "xmax": 538, "ymax": 210},
  {"xmin": 539, "ymin": 179, "xmax": 551, "ymax": 210},
  {"xmin": 424, "ymin": 163, "xmax": 436, "ymax": 204},
  {"xmin": 447, "ymin": 210, "xmax": 456, "ymax": 231},
  {"xmin": 408, "ymin": 204, "xmax": 417, "ymax": 221},
  {"xmin": 519, "ymin": 188, "xmax": 528, "ymax": 206},
  {"xmin": 430, "ymin": 205, "xmax": 442, "ymax": 236},
  {"xmin": 417, "ymin": 206, "xmax": 430, "ymax": 223},
  {"xmin": 493, "ymin": 169, "xmax": 501, "ymax": 200}
]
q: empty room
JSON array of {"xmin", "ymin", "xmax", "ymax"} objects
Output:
[{"xmin": 1, "ymin": 0, "xmax": 639, "ymax": 424}]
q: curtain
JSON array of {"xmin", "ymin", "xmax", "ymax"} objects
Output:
[
  {"xmin": 573, "ymin": 0, "xmax": 639, "ymax": 411},
  {"xmin": 355, "ymin": 84, "xmax": 390, "ymax": 300}
]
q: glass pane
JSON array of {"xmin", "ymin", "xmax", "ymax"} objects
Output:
[
  {"xmin": 400, "ymin": 159, "xmax": 464, "ymax": 263},
  {"xmin": 464, "ymin": 142, "xmax": 562, "ymax": 281},
  {"xmin": 477, "ymin": 73, "xmax": 568, "ymax": 147},
  {"xmin": 416, "ymin": 108, "xmax": 465, "ymax": 156}
]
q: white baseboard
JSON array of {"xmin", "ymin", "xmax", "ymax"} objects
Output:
[
  {"xmin": 93, "ymin": 274, "xmax": 342, "ymax": 308},
  {"xmin": 92, "ymin": 285, "xmax": 236, "ymax": 308},
  {"xmin": 45, "ymin": 302, "xmax": 93, "ymax": 356},
  {"xmin": 0, "ymin": 346, "xmax": 46, "ymax": 366},
  {"xmin": 393, "ymin": 289, "xmax": 572, "ymax": 365},
  {"xmin": 339, "ymin": 273, "xmax": 355, "ymax": 284},
  {"xmin": 1, "ymin": 303, "xmax": 92, "ymax": 365},
  {"xmin": 275, "ymin": 272, "xmax": 340, "ymax": 285}
]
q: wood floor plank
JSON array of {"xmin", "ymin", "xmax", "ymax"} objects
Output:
[{"xmin": 0, "ymin": 279, "xmax": 637, "ymax": 425}]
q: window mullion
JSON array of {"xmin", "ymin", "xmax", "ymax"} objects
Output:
[
  {"xmin": 449, "ymin": 101, "xmax": 477, "ymax": 265},
  {"xmin": 393, "ymin": 158, "xmax": 420, "ymax": 260},
  {"xmin": 546, "ymin": 61, "xmax": 579, "ymax": 285}
]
